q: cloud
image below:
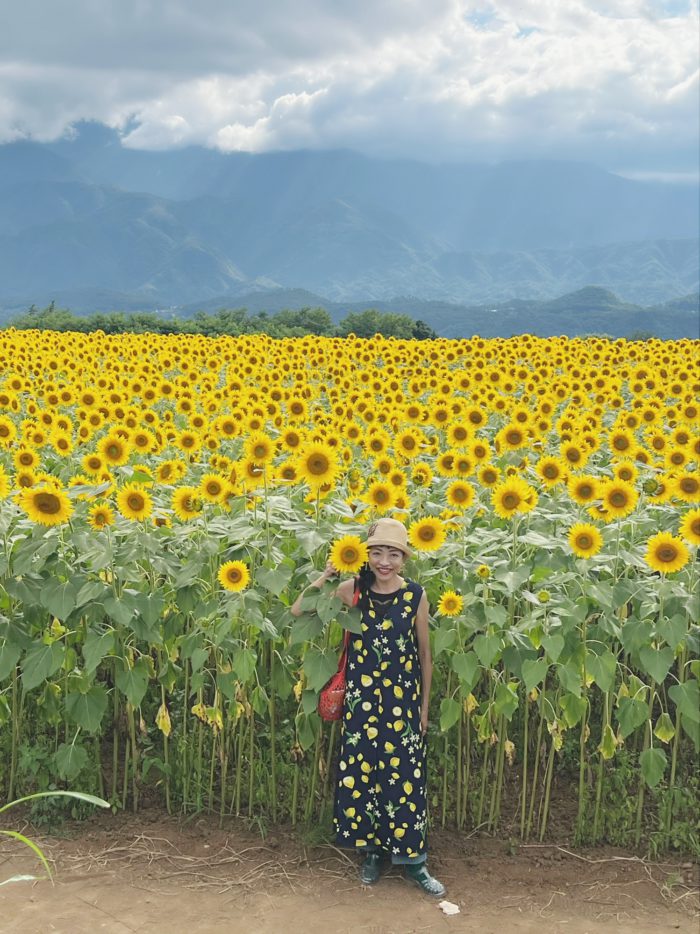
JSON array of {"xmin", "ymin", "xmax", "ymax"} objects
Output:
[{"xmin": 1, "ymin": 0, "xmax": 697, "ymax": 172}]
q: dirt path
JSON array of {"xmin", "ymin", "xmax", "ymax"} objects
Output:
[{"xmin": 1, "ymin": 814, "xmax": 697, "ymax": 934}]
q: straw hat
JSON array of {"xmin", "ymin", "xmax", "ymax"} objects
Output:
[{"xmin": 365, "ymin": 518, "xmax": 411, "ymax": 556}]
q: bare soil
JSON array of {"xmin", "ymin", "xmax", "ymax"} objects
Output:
[{"xmin": 1, "ymin": 810, "xmax": 697, "ymax": 934}]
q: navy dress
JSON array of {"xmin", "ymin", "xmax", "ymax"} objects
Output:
[{"xmin": 333, "ymin": 579, "xmax": 428, "ymax": 862}]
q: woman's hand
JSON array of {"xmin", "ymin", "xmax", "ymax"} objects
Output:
[
  {"xmin": 318, "ymin": 559, "xmax": 338, "ymax": 584},
  {"xmin": 420, "ymin": 707, "xmax": 429, "ymax": 737}
]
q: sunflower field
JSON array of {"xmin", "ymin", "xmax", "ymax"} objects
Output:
[{"xmin": 0, "ymin": 328, "xmax": 698, "ymax": 851}]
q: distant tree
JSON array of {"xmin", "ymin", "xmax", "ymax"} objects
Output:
[
  {"xmin": 412, "ymin": 319, "xmax": 437, "ymax": 340},
  {"xmin": 336, "ymin": 309, "xmax": 416, "ymax": 339},
  {"xmin": 625, "ymin": 330, "xmax": 657, "ymax": 341}
]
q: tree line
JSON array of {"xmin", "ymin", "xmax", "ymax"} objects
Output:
[{"xmin": 6, "ymin": 303, "xmax": 438, "ymax": 340}]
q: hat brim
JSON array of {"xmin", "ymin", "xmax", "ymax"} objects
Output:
[{"xmin": 365, "ymin": 538, "xmax": 411, "ymax": 557}]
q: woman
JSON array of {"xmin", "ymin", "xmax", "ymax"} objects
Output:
[{"xmin": 291, "ymin": 517, "xmax": 445, "ymax": 896}]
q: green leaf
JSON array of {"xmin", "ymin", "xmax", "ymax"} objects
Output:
[
  {"xmin": 115, "ymin": 658, "xmax": 150, "ymax": 706},
  {"xmin": 232, "ymin": 647, "xmax": 256, "ymax": 683},
  {"xmin": 433, "ymin": 626, "xmax": 456, "ymax": 658},
  {"xmin": 65, "ymin": 685, "xmax": 108, "ymax": 733},
  {"xmin": 494, "ymin": 682, "xmax": 519, "ymax": 721},
  {"xmin": 669, "ymin": 680, "xmax": 700, "ymax": 724},
  {"xmin": 295, "ymin": 711, "xmax": 318, "ymax": 750},
  {"xmin": 616, "ymin": 696, "xmax": 648, "ymax": 738},
  {"xmin": 474, "ymin": 633, "xmax": 501, "ymax": 668},
  {"xmin": 290, "ymin": 614, "xmax": 324, "ymax": 645},
  {"xmin": 598, "ymin": 724, "xmax": 617, "ymax": 760},
  {"xmin": 0, "ymin": 642, "xmax": 21, "ymax": 682},
  {"xmin": 640, "ymin": 747, "xmax": 666, "ymax": 788},
  {"xmin": 587, "ymin": 650, "xmax": 617, "ymax": 693},
  {"xmin": 557, "ymin": 661, "xmax": 582, "ymax": 698},
  {"xmin": 301, "ymin": 688, "xmax": 318, "ymax": 715},
  {"xmin": 82, "ymin": 630, "xmax": 114, "ymax": 675},
  {"xmin": 494, "ymin": 567, "xmax": 531, "ymax": 595},
  {"xmin": 653, "ymin": 712, "xmax": 676, "ymax": 744},
  {"xmin": 302, "ymin": 647, "xmax": 338, "ymax": 692},
  {"xmin": 40, "ymin": 579, "xmax": 78, "ymax": 621},
  {"xmin": 315, "ymin": 592, "xmax": 343, "ymax": 625},
  {"xmin": 657, "ymin": 613, "xmax": 687, "ymax": 650},
  {"xmin": 541, "ymin": 633, "xmax": 564, "ymax": 663},
  {"xmin": 0, "ymin": 790, "xmax": 109, "ymax": 817},
  {"xmin": 681, "ymin": 715, "xmax": 700, "ymax": 751},
  {"xmin": 585, "ymin": 582, "xmax": 613, "ymax": 610},
  {"xmin": 21, "ymin": 642, "xmax": 66, "ymax": 691},
  {"xmin": 451, "ymin": 651, "xmax": 480, "ymax": 693},
  {"xmin": 620, "ymin": 618, "xmax": 653, "ymax": 656},
  {"xmin": 189, "ymin": 647, "xmax": 209, "ymax": 673},
  {"xmin": 54, "ymin": 742, "xmax": 89, "ymax": 781},
  {"xmin": 257, "ymin": 564, "xmax": 294, "ymax": 596},
  {"xmin": 521, "ymin": 658, "xmax": 548, "ymax": 693},
  {"xmin": 439, "ymin": 697, "xmax": 461, "ymax": 732},
  {"xmin": 560, "ymin": 693, "xmax": 587, "ymax": 727},
  {"xmin": 75, "ymin": 580, "xmax": 110, "ymax": 608},
  {"xmin": 132, "ymin": 592, "xmax": 165, "ymax": 627},
  {"xmin": 638, "ymin": 646, "xmax": 674, "ymax": 685},
  {"xmin": 103, "ymin": 595, "xmax": 135, "ymax": 628}
]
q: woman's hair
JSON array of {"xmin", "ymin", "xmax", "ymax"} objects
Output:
[{"xmin": 355, "ymin": 563, "xmax": 375, "ymax": 614}]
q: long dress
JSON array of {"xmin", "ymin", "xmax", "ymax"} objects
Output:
[{"xmin": 333, "ymin": 579, "xmax": 428, "ymax": 861}]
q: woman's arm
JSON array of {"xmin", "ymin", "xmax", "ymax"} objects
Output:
[
  {"xmin": 414, "ymin": 589, "xmax": 432, "ymax": 736},
  {"xmin": 289, "ymin": 563, "xmax": 355, "ymax": 616}
]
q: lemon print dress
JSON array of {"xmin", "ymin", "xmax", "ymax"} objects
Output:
[{"xmin": 333, "ymin": 580, "xmax": 428, "ymax": 863}]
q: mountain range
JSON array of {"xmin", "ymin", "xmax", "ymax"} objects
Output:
[{"xmin": 0, "ymin": 121, "xmax": 697, "ymax": 334}]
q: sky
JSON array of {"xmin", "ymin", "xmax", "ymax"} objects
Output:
[{"xmin": 1, "ymin": 0, "xmax": 698, "ymax": 178}]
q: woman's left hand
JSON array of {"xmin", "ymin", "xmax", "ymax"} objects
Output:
[{"xmin": 420, "ymin": 708, "xmax": 429, "ymax": 737}]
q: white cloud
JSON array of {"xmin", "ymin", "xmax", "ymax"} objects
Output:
[{"xmin": 0, "ymin": 0, "xmax": 697, "ymax": 171}]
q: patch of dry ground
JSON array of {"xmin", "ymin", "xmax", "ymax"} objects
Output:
[{"xmin": 1, "ymin": 811, "xmax": 697, "ymax": 934}]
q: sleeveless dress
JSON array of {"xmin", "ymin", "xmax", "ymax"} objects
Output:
[{"xmin": 333, "ymin": 579, "xmax": 428, "ymax": 860}]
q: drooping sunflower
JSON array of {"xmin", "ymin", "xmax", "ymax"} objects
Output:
[
  {"xmin": 330, "ymin": 535, "xmax": 369, "ymax": 574},
  {"xmin": 491, "ymin": 477, "xmax": 538, "ymax": 519},
  {"xmin": 296, "ymin": 441, "xmax": 339, "ymax": 490},
  {"xmin": 88, "ymin": 502, "xmax": 115, "ymax": 530},
  {"xmin": 679, "ymin": 508, "xmax": 700, "ymax": 545},
  {"xmin": 600, "ymin": 480, "xmax": 638, "ymax": 519},
  {"xmin": 446, "ymin": 480, "xmax": 475, "ymax": 510},
  {"xmin": 644, "ymin": 532, "xmax": 689, "ymax": 575},
  {"xmin": 172, "ymin": 486, "xmax": 203, "ymax": 520},
  {"xmin": 20, "ymin": 483, "xmax": 73, "ymax": 526},
  {"xmin": 218, "ymin": 560, "xmax": 250, "ymax": 592},
  {"xmin": 408, "ymin": 517, "xmax": 446, "ymax": 552},
  {"xmin": 116, "ymin": 483, "xmax": 153, "ymax": 521},
  {"xmin": 437, "ymin": 590, "xmax": 464, "ymax": 617},
  {"xmin": 568, "ymin": 523, "xmax": 603, "ymax": 558}
]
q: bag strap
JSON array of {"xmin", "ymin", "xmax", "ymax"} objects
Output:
[{"xmin": 337, "ymin": 628, "xmax": 350, "ymax": 672}]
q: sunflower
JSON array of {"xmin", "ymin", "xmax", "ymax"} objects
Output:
[
  {"xmin": 14, "ymin": 468, "xmax": 36, "ymax": 489},
  {"xmin": 478, "ymin": 464, "xmax": 501, "ymax": 488},
  {"xmin": 437, "ymin": 590, "xmax": 464, "ymax": 617},
  {"xmin": 446, "ymin": 422, "xmax": 472, "ymax": 449},
  {"xmin": 613, "ymin": 460, "xmax": 638, "ymax": 483},
  {"xmin": 296, "ymin": 441, "xmax": 339, "ymax": 490},
  {"xmin": 0, "ymin": 465, "xmax": 9, "ymax": 498},
  {"xmin": 364, "ymin": 480, "xmax": 397, "ymax": 513},
  {"xmin": 411, "ymin": 462, "xmax": 433, "ymax": 487},
  {"xmin": 20, "ymin": 484, "xmax": 73, "ymax": 526},
  {"xmin": 600, "ymin": 480, "xmax": 638, "ymax": 519},
  {"xmin": 116, "ymin": 484, "xmax": 153, "ymax": 521},
  {"xmin": 408, "ymin": 517, "xmax": 446, "ymax": 552},
  {"xmin": 172, "ymin": 486, "xmax": 203, "ymax": 520},
  {"xmin": 98, "ymin": 433, "xmax": 132, "ymax": 466},
  {"xmin": 199, "ymin": 473, "xmax": 227, "ymax": 503},
  {"xmin": 491, "ymin": 477, "xmax": 538, "ymax": 519},
  {"xmin": 679, "ymin": 508, "xmax": 700, "ymax": 545},
  {"xmin": 560, "ymin": 442, "xmax": 589, "ymax": 469},
  {"xmin": 82, "ymin": 452, "xmax": 106, "ymax": 476},
  {"xmin": 673, "ymin": 472, "xmax": 700, "ymax": 503},
  {"xmin": 0, "ymin": 415, "xmax": 17, "ymax": 447},
  {"xmin": 498, "ymin": 423, "xmax": 528, "ymax": 451},
  {"xmin": 609, "ymin": 428, "xmax": 635, "ymax": 456},
  {"xmin": 476, "ymin": 564, "xmax": 491, "ymax": 580},
  {"xmin": 644, "ymin": 532, "xmax": 689, "ymax": 575},
  {"xmin": 175, "ymin": 429, "xmax": 202, "ymax": 454},
  {"xmin": 218, "ymin": 560, "xmax": 250, "ymax": 592},
  {"xmin": 244, "ymin": 431, "xmax": 275, "ymax": 464},
  {"xmin": 88, "ymin": 502, "xmax": 115, "ymax": 530},
  {"xmin": 535, "ymin": 456, "xmax": 567, "ymax": 488},
  {"xmin": 568, "ymin": 523, "xmax": 603, "ymax": 558},
  {"xmin": 13, "ymin": 446, "xmax": 39, "ymax": 471},
  {"xmin": 394, "ymin": 426, "xmax": 424, "ymax": 459},
  {"xmin": 446, "ymin": 480, "xmax": 475, "ymax": 509},
  {"xmin": 279, "ymin": 427, "xmax": 305, "ymax": 452},
  {"xmin": 567, "ymin": 474, "xmax": 600, "ymax": 505},
  {"xmin": 330, "ymin": 535, "xmax": 369, "ymax": 573}
]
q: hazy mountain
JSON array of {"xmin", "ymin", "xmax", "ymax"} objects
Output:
[{"xmin": 0, "ymin": 122, "xmax": 697, "ymax": 317}]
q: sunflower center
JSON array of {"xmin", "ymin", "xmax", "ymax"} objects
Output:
[
  {"xmin": 308, "ymin": 454, "xmax": 330, "ymax": 475},
  {"xmin": 502, "ymin": 492, "xmax": 520, "ymax": 510},
  {"xmin": 609, "ymin": 490, "xmax": 628, "ymax": 507},
  {"xmin": 657, "ymin": 545, "xmax": 678, "ymax": 563},
  {"xmin": 576, "ymin": 534, "xmax": 593, "ymax": 549},
  {"xmin": 680, "ymin": 478, "xmax": 698, "ymax": 494},
  {"xmin": 418, "ymin": 526, "xmax": 437, "ymax": 542},
  {"xmin": 341, "ymin": 547, "xmax": 359, "ymax": 563},
  {"xmin": 19, "ymin": 453, "xmax": 34, "ymax": 466},
  {"xmin": 127, "ymin": 494, "xmax": 145, "ymax": 511},
  {"xmin": 543, "ymin": 465, "xmax": 559, "ymax": 479},
  {"xmin": 613, "ymin": 437, "xmax": 630, "ymax": 450},
  {"xmin": 106, "ymin": 444, "xmax": 121, "ymax": 459},
  {"xmin": 402, "ymin": 437, "xmax": 416, "ymax": 450},
  {"xmin": 566, "ymin": 449, "xmax": 582, "ymax": 462},
  {"xmin": 35, "ymin": 492, "xmax": 61, "ymax": 515},
  {"xmin": 226, "ymin": 568, "xmax": 242, "ymax": 583}
]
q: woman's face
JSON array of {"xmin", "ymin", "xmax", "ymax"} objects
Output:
[{"xmin": 367, "ymin": 545, "xmax": 405, "ymax": 582}]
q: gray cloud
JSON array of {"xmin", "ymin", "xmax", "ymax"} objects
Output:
[{"xmin": 1, "ymin": 0, "xmax": 697, "ymax": 174}]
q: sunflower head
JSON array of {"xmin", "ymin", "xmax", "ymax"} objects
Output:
[
  {"xmin": 218, "ymin": 560, "xmax": 251, "ymax": 592},
  {"xmin": 437, "ymin": 590, "xmax": 464, "ymax": 617},
  {"xmin": 20, "ymin": 484, "xmax": 73, "ymax": 526},
  {"xmin": 408, "ymin": 517, "xmax": 446, "ymax": 552},
  {"xmin": 568, "ymin": 523, "xmax": 603, "ymax": 559},
  {"xmin": 679, "ymin": 508, "xmax": 700, "ymax": 546},
  {"xmin": 330, "ymin": 535, "xmax": 369, "ymax": 574},
  {"xmin": 644, "ymin": 532, "xmax": 689, "ymax": 575}
]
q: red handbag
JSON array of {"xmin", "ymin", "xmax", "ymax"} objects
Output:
[{"xmin": 317, "ymin": 629, "xmax": 350, "ymax": 722}]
